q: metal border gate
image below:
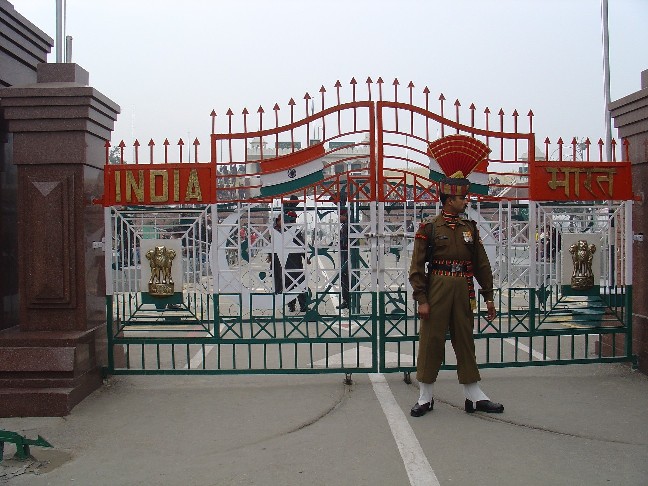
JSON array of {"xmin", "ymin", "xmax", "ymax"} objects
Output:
[{"xmin": 100, "ymin": 77, "xmax": 636, "ymax": 375}]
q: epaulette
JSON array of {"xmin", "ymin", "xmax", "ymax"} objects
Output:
[{"xmin": 415, "ymin": 221, "xmax": 432, "ymax": 240}]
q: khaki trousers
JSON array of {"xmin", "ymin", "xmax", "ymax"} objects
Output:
[{"xmin": 416, "ymin": 275, "xmax": 481, "ymax": 384}]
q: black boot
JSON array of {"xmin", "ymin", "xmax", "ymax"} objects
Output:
[
  {"xmin": 464, "ymin": 399, "xmax": 504, "ymax": 413},
  {"xmin": 410, "ymin": 399, "xmax": 434, "ymax": 417}
]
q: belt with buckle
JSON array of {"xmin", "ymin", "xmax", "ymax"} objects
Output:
[{"xmin": 430, "ymin": 260, "xmax": 471, "ymax": 275}]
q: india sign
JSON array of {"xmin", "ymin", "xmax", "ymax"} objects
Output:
[{"xmin": 101, "ymin": 164, "xmax": 216, "ymax": 206}]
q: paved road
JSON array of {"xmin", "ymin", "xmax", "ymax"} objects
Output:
[{"xmin": 1, "ymin": 363, "xmax": 647, "ymax": 485}]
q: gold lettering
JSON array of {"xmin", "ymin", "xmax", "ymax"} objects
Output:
[
  {"xmin": 595, "ymin": 168, "xmax": 616, "ymax": 197},
  {"xmin": 582, "ymin": 168, "xmax": 594, "ymax": 196},
  {"xmin": 114, "ymin": 171, "xmax": 121, "ymax": 202},
  {"xmin": 546, "ymin": 167, "xmax": 581, "ymax": 198},
  {"xmin": 547, "ymin": 166, "xmax": 617, "ymax": 199},
  {"xmin": 125, "ymin": 170, "xmax": 145, "ymax": 202},
  {"xmin": 149, "ymin": 170, "xmax": 168, "ymax": 203},
  {"xmin": 185, "ymin": 169, "xmax": 203, "ymax": 201},
  {"xmin": 571, "ymin": 169, "xmax": 580, "ymax": 198},
  {"xmin": 547, "ymin": 167, "xmax": 569, "ymax": 197},
  {"xmin": 173, "ymin": 169, "xmax": 180, "ymax": 202}
]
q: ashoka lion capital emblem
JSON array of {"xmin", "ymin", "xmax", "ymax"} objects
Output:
[
  {"xmin": 569, "ymin": 240, "xmax": 597, "ymax": 290},
  {"xmin": 146, "ymin": 245, "xmax": 176, "ymax": 296}
]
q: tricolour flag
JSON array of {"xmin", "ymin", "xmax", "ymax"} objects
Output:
[
  {"xmin": 428, "ymin": 157, "xmax": 490, "ymax": 195},
  {"xmin": 258, "ymin": 143, "xmax": 325, "ymax": 197}
]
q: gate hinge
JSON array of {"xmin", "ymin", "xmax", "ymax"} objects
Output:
[{"xmin": 92, "ymin": 237, "xmax": 106, "ymax": 250}]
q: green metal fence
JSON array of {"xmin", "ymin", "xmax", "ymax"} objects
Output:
[
  {"xmin": 380, "ymin": 286, "xmax": 634, "ymax": 379},
  {"xmin": 106, "ymin": 199, "xmax": 635, "ymax": 376}
]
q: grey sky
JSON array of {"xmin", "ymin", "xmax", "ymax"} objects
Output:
[{"xmin": 12, "ymin": 0, "xmax": 648, "ymax": 162}]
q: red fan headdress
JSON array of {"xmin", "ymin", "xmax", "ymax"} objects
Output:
[
  {"xmin": 427, "ymin": 134, "xmax": 491, "ymax": 195},
  {"xmin": 427, "ymin": 134, "xmax": 491, "ymax": 179}
]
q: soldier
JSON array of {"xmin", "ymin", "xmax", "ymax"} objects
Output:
[
  {"xmin": 284, "ymin": 208, "xmax": 309, "ymax": 312},
  {"xmin": 268, "ymin": 215, "xmax": 284, "ymax": 295},
  {"xmin": 409, "ymin": 135, "xmax": 504, "ymax": 417},
  {"xmin": 337, "ymin": 208, "xmax": 350, "ymax": 309}
]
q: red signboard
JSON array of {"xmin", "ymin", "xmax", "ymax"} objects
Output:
[
  {"xmin": 529, "ymin": 161, "xmax": 633, "ymax": 201},
  {"xmin": 101, "ymin": 164, "xmax": 215, "ymax": 206}
]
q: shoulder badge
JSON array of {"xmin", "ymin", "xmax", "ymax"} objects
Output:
[
  {"xmin": 415, "ymin": 222, "xmax": 429, "ymax": 240},
  {"xmin": 465, "ymin": 219, "xmax": 482, "ymax": 244}
]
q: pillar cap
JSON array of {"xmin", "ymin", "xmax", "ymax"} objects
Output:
[{"xmin": 37, "ymin": 63, "xmax": 89, "ymax": 85}]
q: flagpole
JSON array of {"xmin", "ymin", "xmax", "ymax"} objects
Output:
[
  {"xmin": 55, "ymin": 0, "xmax": 63, "ymax": 62},
  {"xmin": 601, "ymin": 0, "xmax": 613, "ymax": 161}
]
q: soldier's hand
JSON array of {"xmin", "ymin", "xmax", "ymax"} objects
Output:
[
  {"xmin": 485, "ymin": 301, "xmax": 497, "ymax": 321},
  {"xmin": 418, "ymin": 302, "xmax": 430, "ymax": 320}
]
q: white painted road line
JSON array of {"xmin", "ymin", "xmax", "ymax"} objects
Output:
[
  {"xmin": 369, "ymin": 373, "xmax": 440, "ymax": 486},
  {"xmin": 503, "ymin": 337, "xmax": 548, "ymax": 361},
  {"xmin": 186, "ymin": 344, "xmax": 215, "ymax": 369}
]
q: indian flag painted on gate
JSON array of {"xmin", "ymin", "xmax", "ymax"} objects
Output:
[
  {"xmin": 258, "ymin": 143, "xmax": 326, "ymax": 197},
  {"xmin": 428, "ymin": 156, "xmax": 490, "ymax": 195}
]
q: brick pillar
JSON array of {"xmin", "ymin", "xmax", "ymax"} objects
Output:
[
  {"xmin": 0, "ymin": 63, "xmax": 120, "ymax": 416},
  {"xmin": 609, "ymin": 69, "xmax": 648, "ymax": 374}
]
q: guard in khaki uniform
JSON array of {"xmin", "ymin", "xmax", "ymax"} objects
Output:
[{"xmin": 409, "ymin": 134, "xmax": 504, "ymax": 417}]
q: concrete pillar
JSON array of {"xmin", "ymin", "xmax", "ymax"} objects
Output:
[
  {"xmin": 609, "ymin": 69, "xmax": 648, "ymax": 373},
  {"xmin": 0, "ymin": 63, "xmax": 120, "ymax": 416}
]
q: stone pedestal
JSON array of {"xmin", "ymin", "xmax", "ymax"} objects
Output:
[
  {"xmin": 608, "ymin": 69, "xmax": 648, "ymax": 373},
  {"xmin": 0, "ymin": 63, "xmax": 120, "ymax": 416}
]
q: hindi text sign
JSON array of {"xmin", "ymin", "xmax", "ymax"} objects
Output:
[{"xmin": 529, "ymin": 161, "xmax": 632, "ymax": 201}]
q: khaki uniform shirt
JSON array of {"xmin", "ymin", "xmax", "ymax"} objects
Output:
[{"xmin": 409, "ymin": 213, "xmax": 494, "ymax": 305}]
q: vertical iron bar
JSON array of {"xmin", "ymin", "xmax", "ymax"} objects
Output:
[
  {"xmin": 571, "ymin": 335, "xmax": 575, "ymax": 359},
  {"xmin": 106, "ymin": 296, "xmax": 115, "ymax": 373}
]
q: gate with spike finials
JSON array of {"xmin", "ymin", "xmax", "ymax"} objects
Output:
[{"xmin": 98, "ymin": 77, "xmax": 636, "ymax": 376}]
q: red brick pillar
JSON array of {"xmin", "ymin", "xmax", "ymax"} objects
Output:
[
  {"xmin": 0, "ymin": 63, "xmax": 120, "ymax": 416},
  {"xmin": 609, "ymin": 69, "xmax": 648, "ymax": 373}
]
